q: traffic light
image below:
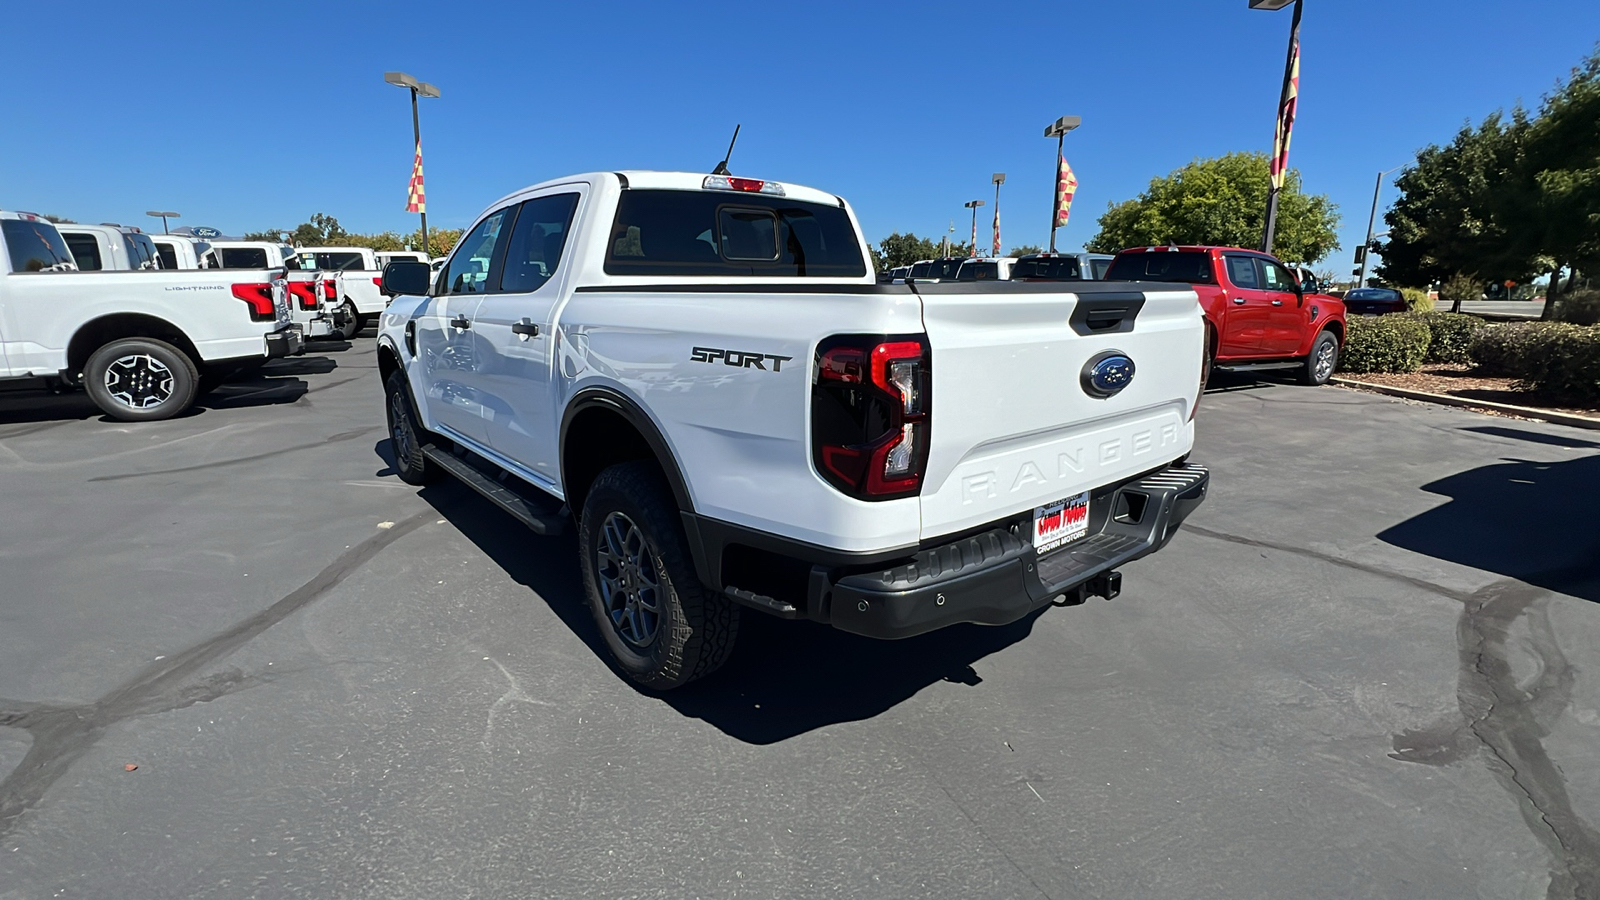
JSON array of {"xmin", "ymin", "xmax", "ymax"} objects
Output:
[{"xmin": 1353, "ymin": 246, "xmax": 1367, "ymax": 263}]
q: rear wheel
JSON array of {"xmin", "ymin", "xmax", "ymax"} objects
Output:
[
  {"xmin": 384, "ymin": 370, "xmax": 441, "ymax": 485},
  {"xmin": 83, "ymin": 338, "xmax": 198, "ymax": 422},
  {"xmin": 1300, "ymin": 330, "xmax": 1339, "ymax": 386},
  {"xmin": 337, "ymin": 301, "xmax": 360, "ymax": 340},
  {"xmin": 579, "ymin": 461, "xmax": 738, "ymax": 690}
]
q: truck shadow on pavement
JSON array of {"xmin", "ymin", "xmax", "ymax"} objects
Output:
[
  {"xmin": 0, "ymin": 359, "xmax": 337, "ymax": 428},
  {"xmin": 405, "ymin": 457, "xmax": 1039, "ymax": 745},
  {"xmin": 1378, "ymin": 451, "xmax": 1600, "ymax": 604}
]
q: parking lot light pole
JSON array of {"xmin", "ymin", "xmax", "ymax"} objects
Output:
[
  {"xmin": 145, "ymin": 211, "xmax": 180, "ymax": 234},
  {"xmin": 1356, "ymin": 165, "xmax": 1404, "ymax": 288},
  {"xmin": 1250, "ymin": 0, "xmax": 1303, "ymax": 254},
  {"xmin": 964, "ymin": 200, "xmax": 985, "ymax": 258},
  {"xmin": 384, "ymin": 71, "xmax": 440, "ymax": 256},
  {"xmin": 1044, "ymin": 115, "xmax": 1081, "ymax": 253}
]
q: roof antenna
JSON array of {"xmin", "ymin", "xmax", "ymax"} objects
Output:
[{"xmin": 711, "ymin": 124, "xmax": 741, "ymax": 176}]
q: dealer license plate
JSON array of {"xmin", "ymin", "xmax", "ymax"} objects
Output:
[{"xmin": 1033, "ymin": 491, "xmax": 1090, "ymax": 554}]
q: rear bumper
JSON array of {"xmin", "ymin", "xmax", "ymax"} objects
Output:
[
  {"xmin": 827, "ymin": 462, "xmax": 1208, "ymax": 639},
  {"xmin": 265, "ymin": 326, "xmax": 304, "ymax": 359}
]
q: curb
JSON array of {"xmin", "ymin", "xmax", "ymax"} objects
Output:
[{"xmin": 1331, "ymin": 377, "xmax": 1600, "ymax": 431}]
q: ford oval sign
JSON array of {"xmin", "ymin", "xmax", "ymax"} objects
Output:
[{"xmin": 1081, "ymin": 351, "xmax": 1136, "ymax": 399}]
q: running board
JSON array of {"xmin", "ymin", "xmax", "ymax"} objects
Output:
[
  {"xmin": 422, "ymin": 445, "xmax": 569, "ymax": 535},
  {"xmin": 1215, "ymin": 360, "xmax": 1300, "ymax": 372}
]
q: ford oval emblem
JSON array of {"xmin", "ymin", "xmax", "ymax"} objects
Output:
[{"xmin": 1082, "ymin": 352, "xmax": 1136, "ymax": 398}]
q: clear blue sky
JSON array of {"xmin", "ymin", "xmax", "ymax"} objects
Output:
[{"xmin": 4, "ymin": 0, "xmax": 1596, "ymax": 269}]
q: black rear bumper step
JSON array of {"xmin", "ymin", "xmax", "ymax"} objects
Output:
[{"xmin": 422, "ymin": 445, "xmax": 569, "ymax": 535}]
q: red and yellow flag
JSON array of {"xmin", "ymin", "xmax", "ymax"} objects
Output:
[
  {"xmin": 1055, "ymin": 156, "xmax": 1077, "ymax": 227},
  {"xmin": 992, "ymin": 205, "xmax": 1001, "ymax": 257},
  {"xmin": 405, "ymin": 142, "xmax": 426, "ymax": 214},
  {"xmin": 1269, "ymin": 35, "xmax": 1300, "ymax": 191}
]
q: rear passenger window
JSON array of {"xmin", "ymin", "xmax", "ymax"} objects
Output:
[
  {"xmin": 1224, "ymin": 255, "xmax": 1259, "ymax": 289},
  {"xmin": 500, "ymin": 193, "xmax": 580, "ymax": 293},
  {"xmin": 443, "ymin": 207, "xmax": 514, "ymax": 294},
  {"xmin": 605, "ymin": 190, "xmax": 866, "ymax": 277},
  {"xmin": 63, "ymin": 234, "xmax": 103, "ymax": 271}
]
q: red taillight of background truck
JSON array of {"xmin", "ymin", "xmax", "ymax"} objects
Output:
[
  {"xmin": 286, "ymin": 281, "xmax": 320, "ymax": 311},
  {"xmin": 231, "ymin": 283, "xmax": 276, "ymax": 321},
  {"xmin": 811, "ymin": 335, "xmax": 931, "ymax": 500}
]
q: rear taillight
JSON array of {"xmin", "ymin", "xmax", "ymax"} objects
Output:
[
  {"xmin": 286, "ymin": 281, "xmax": 320, "ymax": 310},
  {"xmin": 372, "ymin": 277, "xmax": 383, "ymax": 287},
  {"xmin": 811, "ymin": 335, "xmax": 930, "ymax": 500},
  {"xmin": 231, "ymin": 283, "xmax": 276, "ymax": 321},
  {"xmin": 322, "ymin": 279, "xmax": 337, "ymax": 300}
]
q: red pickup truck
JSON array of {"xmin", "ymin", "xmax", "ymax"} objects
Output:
[{"xmin": 1104, "ymin": 246, "xmax": 1345, "ymax": 386}]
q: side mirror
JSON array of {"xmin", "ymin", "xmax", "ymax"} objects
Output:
[{"xmin": 381, "ymin": 260, "xmax": 431, "ymax": 298}]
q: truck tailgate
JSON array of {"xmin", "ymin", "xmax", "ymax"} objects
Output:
[{"xmin": 913, "ymin": 281, "xmax": 1203, "ymax": 540}]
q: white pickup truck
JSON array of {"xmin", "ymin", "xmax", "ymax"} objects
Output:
[
  {"xmin": 56, "ymin": 224, "xmax": 163, "ymax": 271},
  {"xmin": 151, "ymin": 234, "xmax": 218, "ymax": 270},
  {"xmin": 377, "ymin": 171, "xmax": 1208, "ymax": 688},
  {"xmin": 209, "ymin": 240, "xmax": 342, "ymax": 340},
  {"xmin": 0, "ymin": 211, "xmax": 303, "ymax": 420},
  {"xmin": 294, "ymin": 246, "xmax": 388, "ymax": 338}
]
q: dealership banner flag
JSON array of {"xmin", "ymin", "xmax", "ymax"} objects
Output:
[
  {"xmin": 992, "ymin": 206, "xmax": 1001, "ymax": 257},
  {"xmin": 1055, "ymin": 156, "xmax": 1077, "ymax": 227},
  {"xmin": 406, "ymin": 142, "xmax": 426, "ymax": 214},
  {"xmin": 1269, "ymin": 35, "xmax": 1300, "ymax": 191}
]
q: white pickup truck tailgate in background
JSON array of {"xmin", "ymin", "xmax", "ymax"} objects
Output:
[{"xmin": 917, "ymin": 286, "xmax": 1201, "ymax": 540}]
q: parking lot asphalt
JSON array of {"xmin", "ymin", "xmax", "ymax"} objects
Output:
[{"xmin": 2, "ymin": 334, "xmax": 1599, "ymax": 899}]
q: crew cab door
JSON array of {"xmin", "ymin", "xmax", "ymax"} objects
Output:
[
  {"xmin": 469, "ymin": 189, "xmax": 583, "ymax": 487},
  {"xmin": 413, "ymin": 206, "xmax": 516, "ymax": 445},
  {"xmin": 1257, "ymin": 256, "xmax": 1307, "ymax": 355},
  {"xmin": 1218, "ymin": 252, "xmax": 1273, "ymax": 355}
]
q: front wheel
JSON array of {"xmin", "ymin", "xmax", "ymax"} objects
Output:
[
  {"xmin": 384, "ymin": 370, "xmax": 441, "ymax": 485},
  {"xmin": 83, "ymin": 338, "xmax": 199, "ymax": 421},
  {"xmin": 579, "ymin": 461, "xmax": 738, "ymax": 690},
  {"xmin": 1300, "ymin": 330, "xmax": 1340, "ymax": 386}
]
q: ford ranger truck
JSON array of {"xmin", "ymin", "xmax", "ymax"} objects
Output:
[
  {"xmin": 0, "ymin": 211, "xmax": 303, "ymax": 420},
  {"xmin": 1104, "ymin": 245, "xmax": 1346, "ymax": 386},
  {"xmin": 376, "ymin": 172, "xmax": 1209, "ymax": 689}
]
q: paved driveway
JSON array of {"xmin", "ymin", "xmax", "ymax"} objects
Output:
[{"xmin": 1, "ymin": 343, "xmax": 1597, "ymax": 899}]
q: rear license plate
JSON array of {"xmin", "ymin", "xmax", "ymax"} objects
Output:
[
  {"xmin": 1033, "ymin": 491, "xmax": 1090, "ymax": 554},
  {"xmin": 1362, "ymin": 312, "xmax": 1379, "ymax": 318}
]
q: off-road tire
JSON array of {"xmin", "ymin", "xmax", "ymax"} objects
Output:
[
  {"xmin": 83, "ymin": 337, "xmax": 199, "ymax": 422},
  {"xmin": 1299, "ymin": 330, "xmax": 1340, "ymax": 386},
  {"xmin": 579, "ymin": 461, "xmax": 738, "ymax": 690},
  {"xmin": 337, "ymin": 301, "xmax": 360, "ymax": 340},
  {"xmin": 384, "ymin": 370, "xmax": 441, "ymax": 485}
]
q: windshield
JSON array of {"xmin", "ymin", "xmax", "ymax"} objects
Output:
[
  {"xmin": 1090, "ymin": 258, "xmax": 1111, "ymax": 279},
  {"xmin": 3, "ymin": 220, "xmax": 76, "ymax": 272},
  {"xmin": 1104, "ymin": 251, "xmax": 1216, "ymax": 284},
  {"xmin": 909, "ymin": 262, "xmax": 931, "ymax": 278},
  {"xmin": 1011, "ymin": 256, "xmax": 1081, "ymax": 280}
]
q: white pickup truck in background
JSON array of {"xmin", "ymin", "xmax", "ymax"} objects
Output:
[
  {"xmin": 377, "ymin": 170, "xmax": 1209, "ymax": 688},
  {"xmin": 294, "ymin": 246, "xmax": 388, "ymax": 337},
  {"xmin": 376, "ymin": 250, "xmax": 428, "ymax": 269},
  {"xmin": 209, "ymin": 240, "xmax": 341, "ymax": 340},
  {"xmin": 56, "ymin": 224, "xmax": 163, "ymax": 271},
  {"xmin": 0, "ymin": 211, "xmax": 303, "ymax": 420},
  {"xmin": 151, "ymin": 234, "xmax": 218, "ymax": 270}
]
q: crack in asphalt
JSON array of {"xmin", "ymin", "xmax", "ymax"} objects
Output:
[
  {"xmin": 1185, "ymin": 523, "xmax": 1600, "ymax": 897},
  {"xmin": 85, "ymin": 427, "xmax": 380, "ymax": 482},
  {"xmin": 0, "ymin": 510, "xmax": 431, "ymax": 838}
]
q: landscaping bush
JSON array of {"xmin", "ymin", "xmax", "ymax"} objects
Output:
[
  {"xmin": 1469, "ymin": 321, "xmax": 1558, "ymax": 376},
  {"xmin": 1554, "ymin": 289, "xmax": 1600, "ymax": 326},
  {"xmin": 1470, "ymin": 322, "xmax": 1600, "ymax": 403},
  {"xmin": 1438, "ymin": 273, "xmax": 1483, "ymax": 308},
  {"xmin": 1400, "ymin": 287, "xmax": 1434, "ymax": 312},
  {"xmin": 1338, "ymin": 315, "xmax": 1432, "ymax": 373},
  {"xmin": 1398, "ymin": 311, "xmax": 1487, "ymax": 363}
]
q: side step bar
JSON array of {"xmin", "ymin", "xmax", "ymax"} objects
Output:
[{"xmin": 422, "ymin": 445, "xmax": 569, "ymax": 535}]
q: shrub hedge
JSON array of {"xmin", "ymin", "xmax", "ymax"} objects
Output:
[
  {"xmin": 1554, "ymin": 289, "xmax": 1600, "ymax": 326},
  {"xmin": 1398, "ymin": 311, "xmax": 1488, "ymax": 364},
  {"xmin": 1469, "ymin": 322, "xmax": 1600, "ymax": 404},
  {"xmin": 1401, "ymin": 287, "xmax": 1434, "ymax": 312},
  {"xmin": 1338, "ymin": 315, "xmax": 1432, "ymax": 373}
]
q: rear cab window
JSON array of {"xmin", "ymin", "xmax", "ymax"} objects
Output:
[
  {"xmin": 604, "ymin": 190, "xmax": 865, "ymax": 277},
  {"xmin": 1012, "ymin": 257, "xmax": 1081, "ymax": 280},
  {"xmin": 3, "ymin": 220, "xmax": 76, "ymax": 272},
  {"xmin": 957, "ymin": 261, "xmax": 1000, "ymax": 281},
  {"xmin": 300, "ymin": 252, "xmax": 367, "ymax": 271},
  {"xmin": 1105, "ymin": 251, "xmax": 1216, "ymax": 284},
  {"xmin": 220, "ymin": 248, "xmax": 269, "ymax": 268}
]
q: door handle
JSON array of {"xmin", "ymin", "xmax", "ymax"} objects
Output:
[
  {"xmin": 450, "ymin": 315, "xmax": 471, "ymax": 330},
  {"xmin": 1232, "ymin": 297, "xmax": 1247, "ymax": 305},
  {"xmin": 1271, "ymin": 300, "xmax": 1284, "ymax": 306},
  {"xmin": 511, "ymin": 318, "xmax": 540, "ymax": 340}
]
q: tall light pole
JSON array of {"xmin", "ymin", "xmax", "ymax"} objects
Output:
[
  {"xmin": 964, "ymin": 200, "xmax": 985, "ymax": 258},
  {"xmin": 1250, "ymin": 0, "xmax": 1303, "ymax": 254},
  {"xmin": 145, "ymin": 210, "xmax": 180, "ymax": 234},
  {"xmin": 1044, "ymin": 115, "xmax": 1081, "ymax": 253},
  {"xmin": 991, "ymin": 173, "xmax": 1005, "ymax": 256},
  {"xmin": 384, "ymin": 71, "xmax": 440, "ymax": 256},
  {"xmin": 1356, "ymin": 165, "xmax": 1404, "ymax": 288}
]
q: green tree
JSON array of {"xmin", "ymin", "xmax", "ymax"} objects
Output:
[
  {"xmin": 242, "ymin": 230, "xmax": 286, "ymax": 242},
  {"xmin": 289, "ymin": 212, "xmax": 348, "ymax": 246},
  {"xmin": 1007, "ymin": 244, "xmax": 1044, "ymax": 257},
  {"xmin": 874, "ymin": 232, "xmax": 941, "ymax": 271},
  {"xmin": 43, "ymin": 215, "xmax": 76, "ymax": 224},
  {"xmin": 1084, "ymin": 151, "xmax": 1341, "ymax": 263},
  {"xmin": 1526, "ymin": 45, "xmax": 1600, "ymax": 316}
]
